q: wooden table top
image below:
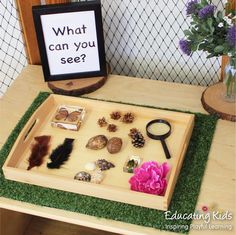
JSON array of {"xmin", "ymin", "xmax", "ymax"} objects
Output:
[{"xmin": 0, "ymin": 65, "xmax": 235, "ymax": 235}]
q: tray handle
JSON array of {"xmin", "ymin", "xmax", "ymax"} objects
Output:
[{"xmin": 23, "ymin": 119, "xmax": 38, "ymax": 141}]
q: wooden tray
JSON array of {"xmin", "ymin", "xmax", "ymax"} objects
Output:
[{"xmin": 3, "ymin": 94, "xmax": 194, "ymax": 211}]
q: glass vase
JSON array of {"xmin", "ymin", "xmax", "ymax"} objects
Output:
[{"xmin": 223, "ymin": 56, "xmax": 236, "ymax": 103}]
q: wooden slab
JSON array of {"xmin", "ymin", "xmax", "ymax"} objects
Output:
[
  {"xmin": 47, "ymin": 64, "xmax": 110, "ymax": 96},
  {"xmin": 2, "ymin": 94, "xmax": 194, "ymax": 211},
  {"xmin": 47, "ymin": 75, "xmax": 108, "ymax": 96},
  {"xmin": 201, "ymin": 82, "xmax": 236, "ymax": 122}
]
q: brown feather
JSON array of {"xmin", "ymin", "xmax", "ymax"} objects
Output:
[{"xmin": 27, "ymin": 135, "xmax": 51, "ymax": 170}]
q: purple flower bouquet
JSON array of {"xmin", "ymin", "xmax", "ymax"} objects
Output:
[
  {"xmin": 180, "ymin": 0, "xmax": 236, "ymax": 101},
  {"xmin": 179, "ymin": 0, "xmax": 236, "ymax": 58}
]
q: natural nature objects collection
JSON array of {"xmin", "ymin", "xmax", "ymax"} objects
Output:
[{"xmin": 27, "ymin": 105, "xmax": 171, "ymax": 196}]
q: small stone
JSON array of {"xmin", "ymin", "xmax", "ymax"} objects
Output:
[
  {"xmin": 74, "ymin": 171, "xmax": 91, "ymax": 182},
  {"xmin": 84, "ymin": 162, "xmax": 96, "ymax": 171},
  {"xmin": 66, "ymin": 81, "xmax": 73, "ymax": 86},
  {"xmin": 107, "ymin": 137, "xmax": 122, "ymax": 154},
  {"xmin": 91, "ymin": 170, "xmax": 104, "ymax": 184}
]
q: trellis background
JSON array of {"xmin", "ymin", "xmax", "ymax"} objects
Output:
[{"xmin": 0, "ymin": 0, "xmax": 225, "ymax": 97}]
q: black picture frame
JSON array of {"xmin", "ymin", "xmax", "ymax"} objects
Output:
[{"xmin": 33, "ymin": 0, "xmax": 107, "ymax": 82}]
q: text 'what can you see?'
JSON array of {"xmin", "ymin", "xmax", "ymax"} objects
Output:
[{"xmin": 48, "ymin": 25, "xmax": 96, "ymax": 64}]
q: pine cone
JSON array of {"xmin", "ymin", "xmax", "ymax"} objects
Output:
[
  {"xmin": 107, "ymin": 124, "xmax": 117, "ymax": 132},
  {"xmin": 96, "ymin": 159, "xmax": 115, "ymax": 171},
  {"xmin": 97, "ymin": 117, "xmax": 107, "ymax": 127},
  {"xmin": 110, "ymin": 111, "xmax": 121, "ymax": 120},
  {"xmin": 131, "ymin": 132, "xmax": 145, "ymax": 148},
  {"xmin": 122, "ymin": 112, "xmax": 135, "ymax": 123},
  {"xmin": 128, "ymin": 128, "xmax": 139, "ymax": 138}
]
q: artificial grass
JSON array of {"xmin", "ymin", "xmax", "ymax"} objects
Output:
[{"xmin": 0, "ymin": 92, "xmax": 218, "ymax": 234}]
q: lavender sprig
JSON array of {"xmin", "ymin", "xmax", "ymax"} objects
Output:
[
  {"xmin": 198, "ymin": 5, "xmax": 215, "ymax": 20},
  {"xmin": 186, "ymin": 0, "xmax": 198, "ymax": 16},
  {"xmin": 227, "ymin": 25, "xmax": 236, "ymax": 48},
  {"xmin": 179, "ymin": 39, "xmax": 192, "ymax": 56}
]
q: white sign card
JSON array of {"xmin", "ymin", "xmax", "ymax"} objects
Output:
[{"xmin": 33, "ymin": 1, "xmax": 107, "ymax": 81}]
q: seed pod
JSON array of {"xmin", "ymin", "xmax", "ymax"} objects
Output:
[
  {"xmin": 122, "ymin": 112, "xmax": 135, "ymax": 123},
  {"xmin": 86, "ymin": 135, "xmax": 108, "ymax": 150},
  {"xmin": 110, "ymin": 111, "xmax": 121, "ymax": 120},
  {"xmin": 107, "ymin": 124, "xmax": 117, "ymax": 132},
  {"xmin": 97, "ymin": 117, "xmax": 107, "ymax": 127}
]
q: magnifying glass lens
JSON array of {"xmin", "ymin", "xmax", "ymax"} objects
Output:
[{"xmin": 147, "ymin": 122, "xmax": 170, "ymax": 136}]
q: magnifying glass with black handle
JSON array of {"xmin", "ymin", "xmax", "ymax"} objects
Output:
[{"xmin": 146, "ymin": 119, "xmax": 171, "ymax": 159}]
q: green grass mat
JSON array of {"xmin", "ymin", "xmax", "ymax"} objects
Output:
[{"xmin": 0, "ymin": 92, "xmax": 218, "ymax": 234}]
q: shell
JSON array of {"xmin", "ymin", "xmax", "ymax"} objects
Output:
[
  {"xmin": 86, "ymin": 135, "xmax": 108, "ymax": 150},
  {"xmin": 74, "ymin": 171, "xmax": 91, "ymax": 182},
  {"xmin": 96, "ymin": 159, "xmax": 115, "ymax": 171},
  {"xmin": 107, "ymin": 137, "xmax": 122, "ymax": 154},
  {"xmin": 91, "ymin": 170, "xmax": 104, "ymax": 184},
  {"xmin": 84, "ymin": 162, "xmax": 96, "ymax": 171}
]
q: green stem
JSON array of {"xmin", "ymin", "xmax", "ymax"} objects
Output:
[
  {"xmin": 229, "ymin": 56, "xmax": 236, "ymax": 68},
  {"xmin": 226, "ymin": 72, "xmax": 232, "ymax": 96}
]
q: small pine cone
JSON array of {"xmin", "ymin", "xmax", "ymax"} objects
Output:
[
  {"xmin": 128, "ymin": 128, "xmax": 139, "ymax": 138},
  {"xmin": 122, "ymin": 112, "xmax": 135, "ymax": 123},
  {"xmin": 107, "ymin": 124, "xmax": 117, "ymax": 132},
  {"xmin": 110, "ymin": 111, "xmax": 121, "ymax": 120},
  {"xmin": 131, "ymin": 132, "xmax": 145, "ymax": 148},
  {"xmin": 97, "ymin": 117, "xmax": 107, "ymax": 127}
]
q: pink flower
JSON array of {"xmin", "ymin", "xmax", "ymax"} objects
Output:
[{"xmin": 129, "ymin": 161, "xmax": 170, "ymax": 196}]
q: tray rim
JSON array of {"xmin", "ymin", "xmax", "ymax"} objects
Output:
[{"xmin": 2, "ymin": 94, "xmax": 195, "ymax": 211}]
